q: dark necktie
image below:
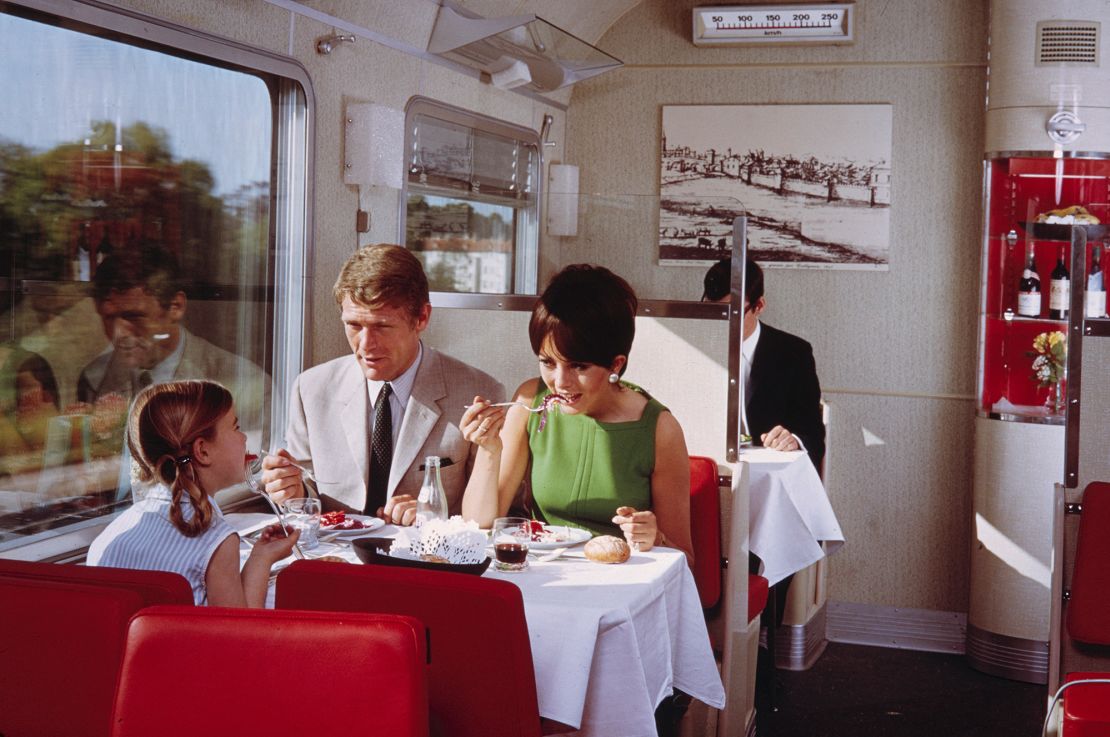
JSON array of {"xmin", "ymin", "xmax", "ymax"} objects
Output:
[{"xmin": 366, "ymin": 383, "xmax": 393, "ymax": 514}]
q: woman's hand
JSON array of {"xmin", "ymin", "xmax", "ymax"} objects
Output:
[
  {"xmin": 248, "ymin": 523, "xmax": 300, "ymax": 563},
  {"xmin": 613, "ymin": 506, "xmax": 659, "ymax": 551},
  {"xmin": 460, "ymin": 396, "xmax": 507, "ymax": 452},
  {"xmin": 261, "ymin": 449, "xmax": 305, "ymax": 504}
]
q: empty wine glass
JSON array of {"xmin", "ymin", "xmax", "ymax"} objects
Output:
[{"xmin": 282, "ymin": 497, "xmax": 321, "ymax": 549}]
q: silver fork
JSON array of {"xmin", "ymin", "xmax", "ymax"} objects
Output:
[
  {"xmin": 464, "ymin": 401, "xmax": 547, "ymax": 413},
  {"xmin": 245, "ymin": 456, "xmax": 306, "ymax": 560},
  {"xmin": 260, "ymin": 448, "xmax": 318, "ymax": 485}
]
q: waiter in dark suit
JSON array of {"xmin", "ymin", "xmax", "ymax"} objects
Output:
[{"xmin": 703, "ymin": 258, "xmax": 825, "ymax": 470}]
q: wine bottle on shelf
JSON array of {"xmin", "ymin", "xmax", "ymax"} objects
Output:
[
  {"xmin": 1016, "ymin": 246, "xmax": 1041, "ymax": 317},
  {"xmin": 1088, "ymin": 244, "xmax": 1106, "ymax": 318},
  {"xmin": 1049, "ymin": 245, "xmax": 1070, "ymax": 320}
]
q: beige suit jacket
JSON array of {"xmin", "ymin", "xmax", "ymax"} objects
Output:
[{"xmin": 285, "ymin": 346, "xmax": 504, "ymax": 514}]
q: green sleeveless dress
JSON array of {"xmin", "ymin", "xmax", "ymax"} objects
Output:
[{"xmin": 527, "ymin": 384, "xmax": 664, "ymax": 537}]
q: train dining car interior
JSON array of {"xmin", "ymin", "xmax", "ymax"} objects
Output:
[{"xmin": 1, "ymin": 0, "xmax": 1109, "ymax": 735}]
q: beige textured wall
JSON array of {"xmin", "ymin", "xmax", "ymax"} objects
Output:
[{"xmin": 565, "ymin": 0, "xmax": 989, "ymax": 613}]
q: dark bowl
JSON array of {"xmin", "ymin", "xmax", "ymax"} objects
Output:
[{"xmin": 351, "ymin": 537, "xmax": 492, "ymax": 576}]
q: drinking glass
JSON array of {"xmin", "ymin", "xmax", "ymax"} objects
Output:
[
  {"xmin": 492, "ymin": 517, "xmax": 531, "ymax": 572},
  {"xmin": 283, "ymin": 497, "xmax": 322, "ymax": 549}
]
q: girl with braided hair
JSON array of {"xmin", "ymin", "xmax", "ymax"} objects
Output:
[{"xmin": 88, "ymin": 380, "xmax": 297, "ymax": 605}]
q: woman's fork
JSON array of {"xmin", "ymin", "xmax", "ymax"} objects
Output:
[
  {"xmin": 245, "ymin": 455, "xmax": 305, "ymax": 560},
  {"xmin": 464, "ymin": 401, "xmax": 547, "ymax": 413}
]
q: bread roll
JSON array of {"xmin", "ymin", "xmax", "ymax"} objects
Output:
[{"xmin": 584, "ymin": 535, "xmax": 631, "ymax": 564}]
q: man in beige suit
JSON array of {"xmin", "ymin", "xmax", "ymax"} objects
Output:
[{"xmin": 261, "ymin": 244, "xmax": 504, "ymax": 524}]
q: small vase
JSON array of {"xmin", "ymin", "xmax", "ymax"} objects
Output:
[{"xmin": 1044, "ymin": 381, "xmax": 1065, "ymax": 415}]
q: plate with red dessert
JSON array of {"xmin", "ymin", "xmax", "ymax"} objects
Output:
[
  {"xmin": 319, "ymin": 511, "xmax": 384, "ymax": 537},
  {"xmin": 523, "ymin": 520, "xmax": 592, "ymax": 550}
]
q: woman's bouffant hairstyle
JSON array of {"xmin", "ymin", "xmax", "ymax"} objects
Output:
[
  {"xmin": 528, "ymin": 264, "xmax": 638, "ymax": 375},
  {"xmin": 128, "ymin": 380, "xmax": 233, "ymax": 537},
  {"xmin": 333, "ymin": 244, "xmax": 429, "ymax": 321}
]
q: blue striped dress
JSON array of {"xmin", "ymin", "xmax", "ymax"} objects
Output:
[{"xmin": 87, "ymin": 484, "xmax": 236, "ymax": 605}]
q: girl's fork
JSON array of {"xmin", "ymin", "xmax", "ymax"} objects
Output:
[{"xmin": 245, "ymin": 455, "xmax": 306, "ymax": 560}]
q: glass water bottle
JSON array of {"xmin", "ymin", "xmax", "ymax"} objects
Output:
[{"xmin": 416, "ymin": 455, "xmax": 449, "ymax": 523}]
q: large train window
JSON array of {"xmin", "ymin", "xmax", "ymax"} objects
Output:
[
  {"xmin": 403, "ymin": 98, "xmax": 539, "ymax": 294},
  {"xmin": 0, "ymin": 2, "xmax": 312, "ymax": 555}
]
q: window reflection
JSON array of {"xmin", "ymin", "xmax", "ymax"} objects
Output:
[{"xmin": 0, "ymin": 9, "xmax": 276, "ymax": 546}]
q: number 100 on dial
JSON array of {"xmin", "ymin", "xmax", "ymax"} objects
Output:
[{"xmin": 693, "ymin": 4, "xmax": 855, "ymax": 45}]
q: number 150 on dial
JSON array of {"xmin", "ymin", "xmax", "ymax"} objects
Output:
[{"xmin": 693, "ymin": 4, "xmax": 855, "ymax": 45}]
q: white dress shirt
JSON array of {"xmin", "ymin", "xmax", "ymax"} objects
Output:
[
  {"xmin": 366, "ymin": 342, "xmax": 423, "ymax": 450},
  {"xmin": 740, "ymin": 321, "xmax": 761, "ymax": 435}
]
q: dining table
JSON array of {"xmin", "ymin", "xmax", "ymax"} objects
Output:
[
  {"xmin": 739, "ymin": 447, "xmax": 844, "ymax": 586},
  {"xmin": 230, "ymin": 512, "xmax": 726, "ymax": 737}
]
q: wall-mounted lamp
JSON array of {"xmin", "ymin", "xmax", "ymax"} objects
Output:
[
  {"xmin": 316, "ymin": 33, "xmax": 355, "ymax": 55},
  {"xmin": 490, "ymin": 59, "xmax": 532, "ymax": 90},
  {"xmin": 547, "ymin": 163, "xmax": 579, "ymax": 237},
  {"xmin": 344, "ymin": 103, "xmax": 404, "ymax": 189}
]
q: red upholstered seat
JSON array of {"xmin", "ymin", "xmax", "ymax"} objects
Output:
[
  {"xmin": 1062, "ymin": 673, "xmax": 1110, "ymax": 737},
  {"xmin": 1060, "ymin": 482, "xmax": 1110, "ymax": 737},
  {"xmin": 689, "ymin": 456, "xmax": 769, "ymax": 623},
  {"xmin": 0, "ymin": 562, "xmax": 192, "ymax": 737},
  {"xmin": 1066, "ymin": 482, "xmax": 1110, "ymax": 645},
  {"xmin": 0, "ymin": 559, "xmax": 192, "ymax": 605},
  {"xmin": 277, "ymin": 560, "xmax": 540, "ymax": 737},
  {"xmin": 110, "ymin": 605, "xmax": 428, "ymax": 737},
  {"xmin": 690, "ymin": 455, "xmax": 723, "ymax": 609},
  {"xmin": 748, "ymin": 572, "xmax": 770, "ymax": 622}
]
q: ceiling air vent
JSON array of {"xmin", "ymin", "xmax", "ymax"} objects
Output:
[{"xmin": 1036, "ymin": 20, "xmax": 1100, "ymax": 66}]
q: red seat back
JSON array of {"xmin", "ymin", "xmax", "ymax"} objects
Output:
[
  {"xmin": 0, "ymin": 559, "xmax": 192, "ymax": 606},
  {"xmin": 0, "ymin": 577, "xmax": 145, "ymax": 737},
  {"xmin": 748, "ymin": 573, "xmax": 769, "ymax": 621},
  {"xmin": 110, "ymin": 605, "xmax": 428, "ymax": 737},
  {"xmin": 277, "ymin": 560, "xmax": 540, "ymax": 737},
  {"xmin": 1068, "ymin": 482, "xmax": 1110, "ymax": 645},
  {"xmin": 690, "ymin": 455, "xmax": 723, "ymax": 609},
  {"xmin": 0, "ymin": 561, "xmax": 192, "ymax": 737}
]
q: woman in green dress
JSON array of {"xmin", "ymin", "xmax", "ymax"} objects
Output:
[{"xmin": 461, "ymin": 264, "xmax": 693, "ymax": 561}]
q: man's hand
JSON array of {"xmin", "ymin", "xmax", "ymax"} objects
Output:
[
  {"xmin": 260, "ymin": 449, "xmax": 306, "ymax": 504},
  {"xmin": 378, "ymin": 494, "xmax": 418, "ymax": 526},
  {"xmin": 761, "ymin": 425, "xmax": 800, "ymax": 452}
]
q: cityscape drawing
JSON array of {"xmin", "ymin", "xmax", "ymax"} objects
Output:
[{"xmin": 659, "ymin": 104, "xmax": 892, "ymax": 270}]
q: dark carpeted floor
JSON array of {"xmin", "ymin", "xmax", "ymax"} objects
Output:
[{"xmin": 754, "ymin": 642, "xmax": 1047, "ymax": 737}]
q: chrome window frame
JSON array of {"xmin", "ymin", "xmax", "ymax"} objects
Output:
[
  {"xmin": 399, "ymin": 96, "xmax": 540, "ymax": 295},
  {"xmin": 0, "ymin": 0, "xmax": 314, "ymax": 561}
]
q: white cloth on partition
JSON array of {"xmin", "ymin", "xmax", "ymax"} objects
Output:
[{"xmin": 742, "ymin": 447, "xmax": 844, "ymax": 586}]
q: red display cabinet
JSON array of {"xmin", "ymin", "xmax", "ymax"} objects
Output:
[{"xmin": 978, "ymin": 155, "xmax": 1109, "ymax": 423}]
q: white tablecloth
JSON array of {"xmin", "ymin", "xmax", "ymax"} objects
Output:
[
  {"xmin": 740, "ymin": 447, "xmax": 844, "ymax": 586},
  {"xmin": 231, "ymin": 515, "xmax": 724, "ymax": 737}
]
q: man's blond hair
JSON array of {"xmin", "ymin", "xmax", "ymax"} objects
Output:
[{"xmin": 333, "ymin": 244, "xmax": 429, "ymax": 320}]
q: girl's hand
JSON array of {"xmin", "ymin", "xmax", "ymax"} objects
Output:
[
  {"xmin": 612, "ymin": 506, "xmax": 659, "ymax": 551},
  {"xmin": 460, "ymin": 396, "xmax": 507, "ymax": 452},
  {"xmin": 248, "ymin": 523, "xmax": 300, "ymax": 563}
]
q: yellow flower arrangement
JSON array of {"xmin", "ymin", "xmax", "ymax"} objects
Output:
[{"xmin": 1029, "ymin": 331, "xmax": 1066, "ymax": 387}]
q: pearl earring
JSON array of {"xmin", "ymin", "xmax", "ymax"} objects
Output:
[{"xmin": 608, "ymin": 372, "xmax": 620, "ymax": 384}]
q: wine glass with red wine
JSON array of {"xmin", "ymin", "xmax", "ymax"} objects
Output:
[{"xmin": 491, "ymin": 517, "xmax": 531, "ymax": 572}]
